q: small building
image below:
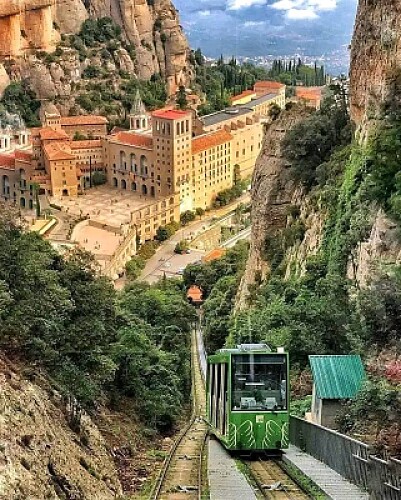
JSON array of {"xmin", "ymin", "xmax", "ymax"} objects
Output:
[
  {"xmin": 308, "ymin": 355, "xmax": 365, "ymax": 429},
  {"xmin": 187, "ymin": 285, "xmax": 203, "ymax": 306}
]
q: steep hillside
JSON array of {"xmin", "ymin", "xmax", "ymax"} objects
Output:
[{"xmin": 0, "ymin": 355, "xmax": 122, "ymax": 498}]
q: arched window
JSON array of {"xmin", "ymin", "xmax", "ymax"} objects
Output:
[
  {"xmin": 140, "ymin": 155, "xmax": 148, "ymax": 176},
  {"xmin": 131, "ymin": 182, "xmax": 137, "ymax": 191},
  {"xmin": 142, "ymin": 185, "xmax": 148, "ymax": 195},
  {"xmin": 130, "ymin": 153, "xmax": 136, "ymax": 172},
  {"xmin": 150, "ymin": 186, "xmax": 155, "ymax": 197},
  {"xmin": 121, "ymin": 179, "xmax": 127, "ymax": 190},
  {"xmin": 113, "ymin": 177, "xmax": 118, "ymax": 187},
  {"xmin": 2, "ymin": 175, "xmax": 9, "ymax": 196},
  {"xmin": 29, "ymin": 199, "xmax": 34, "ymax": 209},
  {"xmin": 120, "ymin": 151, "xmax": 127, "ymax": 170},
  {"xmin": 20, "ymin": 197, "xmax": 26, "ymax": 208}
]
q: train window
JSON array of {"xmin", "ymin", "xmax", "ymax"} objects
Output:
[{"xmin": 231, "ymin": 354, "xmax": 287, "ymax": 411}]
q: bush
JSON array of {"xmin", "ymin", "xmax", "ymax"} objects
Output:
[
  {"xmin": 91, "ymin": 171, "xmax": 107, "ymax": 186},
  {"xmin": 125, "ymin": 256, "xmax": 146, "ymax": 281},
  {"xmin": 180, "ymin": 210, "xmax": 196, "ymax": 226},
  {"xmin": 174, "ymin": 240, "xmax": 189, "ymax": 254}
]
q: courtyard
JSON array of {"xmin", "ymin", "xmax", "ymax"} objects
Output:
[{"xmin": 51, "ymin": 186, "xmax": 154, "ymax": 227}]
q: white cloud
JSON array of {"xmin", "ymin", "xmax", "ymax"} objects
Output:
[
  {"xmin": 227, "ymin": 0, "xmax": 266, "ymax": 10},
  {"xmin": 243, "ymin": 20, "xmax": 266, "ymax": 26},
  {"xmin": 271, "ymin": 0, "xmax": 337, "ymax": 20},
  {"xmin": 199, "ymin": 10, "xmax": 212, "ymax": 16},
  {"xmin": 287, "ymin": 8, "xmax": 318, "ymax": 19}
]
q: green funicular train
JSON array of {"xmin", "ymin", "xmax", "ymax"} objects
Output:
[{"xmin": 207, "ymin": 344, "xmax": 289, "ymax": 452}]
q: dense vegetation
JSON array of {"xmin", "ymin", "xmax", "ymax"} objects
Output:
[
  {"xmin": 0, "ymin": 81, "xmax": 41, "ymax": 127},
  {"xmin": 192, "ymin": 50, "xmax": 326, "ymax": 116},
  {"xmin": 0, "ymin": 210, "xmax": 195, "ymax": 431}
]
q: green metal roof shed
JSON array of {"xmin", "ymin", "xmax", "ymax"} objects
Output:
[{"xmin": 309, "ymin": 355, "xmax": 365, "ymax": 400}]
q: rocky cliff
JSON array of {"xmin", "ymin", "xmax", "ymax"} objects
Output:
[
  {"xmin": 0, "ymin": 355, "xmax": 122, "ymax": 498},
  {"xmin": 239, "ymin": 0, "xmax": 401, "ymax": 305},
  {"xmin": 236, "ymin": 105, "xmax": 313, "ymax": 309},
  {"xmin": 350, "ymin": 0, "xmax": 401, "ymax": 132},
  {"xmin": 0, "ymin": 0, "xmax": 192, "ymax": 99}
]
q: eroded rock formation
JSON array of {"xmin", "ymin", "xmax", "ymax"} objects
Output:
[
  {"xmin": 0, "ymin": 355, "xmax": 122, "ymax": 498},
  {"xmin": 236, "ymin": 105, "xmax": 312, "ymax": 309},
  {"xmin": 350, "ymin": 0, "xmax": 401, "ymax": 131}
]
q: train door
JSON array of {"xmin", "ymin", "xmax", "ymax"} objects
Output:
[{"xmin": 218, "ymin": 363, "xmax": 228, "ymax": 436}]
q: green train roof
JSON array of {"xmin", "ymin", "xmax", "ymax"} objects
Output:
[{"xmin": 309, "ymin": 355, "xmax": 365, "ymax": 400}]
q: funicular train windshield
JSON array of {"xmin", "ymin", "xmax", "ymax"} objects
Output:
[{"xmin": 231, "ymin": 353, "xmax": 287, "ymax": 411}]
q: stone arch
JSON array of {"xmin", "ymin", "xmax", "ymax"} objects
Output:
[
  {"xmin": 62, "ymin": 189, "xmax": 69, "ymax": 196},
  {"xmin": 131, "ymin": 182, "xmax": 137, "ymax": 191},
  {"xmin": 113, "ymin": 177, "xmax": 118, "ymax": 187},
  {"xmin": 121, "ymin": 179, "xmax": 127, "ymax": 190}
]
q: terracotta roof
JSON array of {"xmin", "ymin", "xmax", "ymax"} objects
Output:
[
  {"xmin": 37, "ymin": 127, "xmax": 69, "ymax": 141},
  {"xmin": 295, "ymin": 87, "xmax": 323, "ymax": 99},
  {"xmin": 44, "ymin": 143, "xmax": 75, "ymax": 161},
  {"xmin": 0, "ymin": 154, "xmax": 15, "ymax": 170},
  {"xmin": 202, "ymin": 248, "xmax": 226, "ymax": 263},
  {"xmin": 152, "ymin": 109, "xmax": 191, "ymax": 120},
  {"xmin": 254, "ymin": 80, "xmax": 285, "ymax": 91},
  {"xmin": 61, "ymin": 115, "xmax": 108, "ymax": 126},
  {"xmin": 70, "ymin": 140, "xmax": 102, "ymax": 150},
  {"xmin": 192, "ymin": 130, "xmax": 233, "ymax": 155},
  {"xmin": 15, "ymin": 150, "xmax": 33, "ymax": 161},
  {"xmin": 230, "ymin": 90, "xmax": 256, "ymax": 103},
  {"xmin": 112, "ymin": 131, "xmax": 153, "ymax": 149},
  {"xmin": 187, "ymin": 285, "xmax": 203, "ymax": 303}
]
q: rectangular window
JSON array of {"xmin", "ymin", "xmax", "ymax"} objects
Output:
[{"xmin": 231, "ymin": 354, "xmax": 287, "ymax": 412}]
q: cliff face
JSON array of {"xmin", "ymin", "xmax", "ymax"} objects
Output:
[
  {"xmin": 80, "ymin": 0, "xmax": 193, "ymax": 94},
  {"xmin": 0, "ymin": 0, "xmax": 192, "ymax": 97},
  {"xmin": 236, "ymin": 106, "xmax": 312, "ymax": 309},
  {"xmin": 350, "ymin": 0, "xmax": 401, "ymax": 131},
  {"xmin": 0, "ymin": 355, "xmax": 122, "ymax": 498}
]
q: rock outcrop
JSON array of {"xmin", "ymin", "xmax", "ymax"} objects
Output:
[
  {"xmin": 236, "ymin": 105, "xmax": 312, "ymax": 309},
  {"xmin": 0, "ymin": 0, "xmax": 192, "ymax": 97},
  {"xmin": 0, "ymin": 355, "xmax": 122, "ymax": 498},
  {"xmin": 350, "ymin": 0, "xmax": 401, "ymax": 132},
  {"xmin": 82, "ymin": 0, "xmax": 192, "ymax": 94}
]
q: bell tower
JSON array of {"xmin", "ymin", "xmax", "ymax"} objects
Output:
[{"xmin": 129, "ymin": 90, "xmax": 149, "ymax": 131}]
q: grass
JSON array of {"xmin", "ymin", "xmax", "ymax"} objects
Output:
[{"xmin": 279, "ymin": 459, "xmax": 327, "ymax": 499}]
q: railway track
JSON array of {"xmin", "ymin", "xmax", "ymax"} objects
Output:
[
  {"xmin": 151, "ymin": 329, "xmax": 207, "ymax": 500},
  {"xmin": 245, "ymin": 458, "xmax": 310, "ymax": 499}
]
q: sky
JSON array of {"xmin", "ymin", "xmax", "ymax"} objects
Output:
[{"xmin": 174, "ymin": 0, "xmax": 358, "ymax": 71}]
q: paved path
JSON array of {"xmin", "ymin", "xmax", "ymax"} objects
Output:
[
  {"xmin": 283, "ymin": 445, "xmax": 369, "ymax": 499},
  {"xmin": 208, "ymin": 439, "xmax": 257, "ymax": 500}
]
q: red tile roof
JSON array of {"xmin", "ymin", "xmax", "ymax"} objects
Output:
[
  {"xmin": 37, "ymin": 127, "xmax": 69, "ymax": 141},
  {"xmin": 254, "ymin": 80, "xmax": 285, "ymax": 91},
  {"xmin": 70, "ymin": 140, "xmax": 102, "ymax": 150},
  {"xmin": 112, "ymin": 131, "xmax": 153, "ymax": 149},
  {"xmin": 44, "ymin": 143, "xmax": 75, "ymax": 161},
  {"xmin": 230, "ymin": 90, "xmax": 256, "ymax": 103},
  {"xmin": 202, "ymin": 248, "xmax": 226, "ymax": 263},
  {"xmin": 186, "ymin": 285, "xmax": 203, "ymax": 303},
  {"xmin": 61, "ymin": 115, "xmax": 108, "ymax": 126},
  {"xmin": 0, "ymin": 154, "xmax": 16, "ymax": 170},
  {"xmin": 152, "ymin": 109, "xmax": 191, "ymax": 120},
  {"xmin": 15, "ymin": 150, "xmax": 33, "ymax": 161},
  {"xmin": 295, "ymin": 87, "xmax": 323, "ymax": 99},
  {"xmin": 192, "ymin": 130, "xmax": 233, "ymax": 155}
]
